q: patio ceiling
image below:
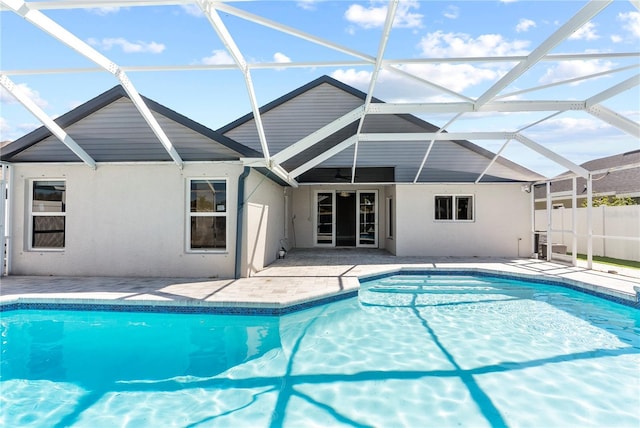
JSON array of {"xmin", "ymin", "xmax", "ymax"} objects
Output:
[{"xmin": 1, "ymin": 0, "xmax": 638, "ymax": 187}]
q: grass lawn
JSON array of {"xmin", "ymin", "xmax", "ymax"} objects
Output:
[{"xmin": 574, "ymin": 254, "xmax": 640, "ymax": 270}]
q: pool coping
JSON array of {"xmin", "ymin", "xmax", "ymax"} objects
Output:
[{"xmin": 1, "ymin": 267, "xmax": 638, "ymax": 314}]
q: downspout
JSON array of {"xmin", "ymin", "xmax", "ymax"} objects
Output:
[{"xmin": 235, "ymin": 167, "xmax": 251, "ymax": 279}]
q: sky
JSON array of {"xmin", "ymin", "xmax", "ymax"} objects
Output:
[{"xmin": 1, "ymin": 0, "xmax": 639, "ymax": 178}]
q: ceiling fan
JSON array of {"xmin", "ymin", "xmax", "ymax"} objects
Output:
[{"xmin": 334, "ymin": 168, "xmax": 357, "ymax": 181}]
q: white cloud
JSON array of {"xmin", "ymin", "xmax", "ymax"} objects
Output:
[
  {"xmin": 297, "ymin": 0, "xmax": 318, "ymax": 11},
  {"xmin": 88, "ymin": 37, "xmax": 165, "ymax": 54},
  {"xmin": 443, "ymin": 5, "xmax": 459, "ymax": 20},
  {"xmin": 331, "ymin": 29, "xmax": 531, "ymax": 100},
  {"xmin": 618, "ymin": 11, "xmax": 640, "ymax": 38},
  {"xmin": 0, "ymin": 83, "xmax": 48, "ymax": 108},
  {"xmin": 539, "ymin": 60, "xmax": 614, "ymax": 85},
  {"xmin": 610, "ymin": 34, "xmax": 623, "ymax": 43},
  {"xmin": 345, "ymin": 0, "xmax": 423, "ymax": 29},
  {"xmin": 543, "ymin": 117, "xmax": 608, "ymax": 133},
  {"xmin": 0, "ymin": 117, "xmax": 9, "ymax": 136},
  {"xmin": 86, "ymin": 7, "xmax": 121, "ymax": 15},
  {"xmin": 515, "ymin": 18, "xmax": 536, "ymax": 33},
  {"xmin": 569, "ymin": 22, "xmax": 599, "ymax": 40},
  {"xmin": 0, "ymin": 118, "xmax": 41, "ymax": 142},
  {"xmin": 180, "ymin": 4, "xmax": 203, "ymax": 17},
  {"xmin": 273, "ymin": 52, "xmax": 291, "ymax": 63},
  {"xmin": 345, "ymin": 3, "xmax": 387, "ymax": 29},
  {"xmin": 331, "ymin": 63, "xmax": 498, "ymax": 101},
  {"xmin": 407, "ymin": 63, "xmax": 499, "ymax": 93},
  {"xmin": 201, "ymin": 49, "xmax": 235, "ymax": 65},
  {"xmin": 418, "ymin": 31, "xmax": 530, "ymax": 57}
]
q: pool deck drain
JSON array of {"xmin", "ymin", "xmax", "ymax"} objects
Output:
[{"xmin": 1, "ymin": 249, "xmax": 639, "ymax": 311}]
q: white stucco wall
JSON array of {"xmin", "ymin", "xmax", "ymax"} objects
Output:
[
  {"xmin": 395, "ymin": 184, "xmax": 532, "ymax": 257},
  {"xmin": 289, "ymin": 183, "xmax": 530, "ymax": 256},
  {"xmin": 8, "ymin": 162, "xmax": 248, "ymax": 277},
  {"xmin": 241, "ymin": 170, "xmax": 286, "ymax": 276}
]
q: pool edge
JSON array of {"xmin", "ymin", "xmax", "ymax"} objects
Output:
[{"xmin": 1, "ymin": 267, "xmax": 638, "ymax": 314}]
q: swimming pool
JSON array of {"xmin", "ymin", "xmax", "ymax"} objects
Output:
[{"xmin": 1, "ymin": 273, "xmax": 639, "ymax": 427}]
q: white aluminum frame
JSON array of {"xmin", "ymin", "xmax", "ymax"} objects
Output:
[{"xmin": 1, "ymin": 0, "xmax": 636, "ymax": 184}]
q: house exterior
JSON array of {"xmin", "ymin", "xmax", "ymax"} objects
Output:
[
  {"xmin": 1, "ymin": 76, "xmax": 542, "ymax": 278},
  {"xmin": 0, "ymin": 86, "xmax": 284, "ymax": 278},
  {"xmin": 533, "ymin": 150, "xmax": 640, "ymax": 209},
  {"xmin": 220, "ymin": 76, "xmax": 540, "ymax": 258}
]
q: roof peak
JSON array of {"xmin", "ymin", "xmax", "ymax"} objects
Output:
[{"xmin": 1, "ymin": 85, "xmax": 260, "ymax": 161}]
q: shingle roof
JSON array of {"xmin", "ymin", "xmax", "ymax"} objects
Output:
[
  {"xmin": 534, "ymin": 150, "xmax": 640, "ymax": 198},
  {"xmin": 0, "ymin": 85, "xmax": 261, "ymax": 162},
  {"xmin": 218, "ymin": 75, "xmax": 539, "ymax": 181}
]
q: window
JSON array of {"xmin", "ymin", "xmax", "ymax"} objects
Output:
[
  {"xmin": 189, "ymin": 179, "xmax": 227, "ymax": 250},
  {"xmin": 434, "ymin": 195, "xmax": 474, "ymax": 221},
  {"xmin": 31, "ymin": 180, "xmax": 66, "ymax": 249}
]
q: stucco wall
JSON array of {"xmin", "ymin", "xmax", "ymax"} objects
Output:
[
  {"xmin": 242, "ymin": 170, "xmax": 286, "ymax": 276},
  {"xmin": 8, "ymin": 162, "xmax": 246, "ymax": 277},
  {"xmin": 395, "ymin": 184, "xmax": 532, "ymax": 257}
]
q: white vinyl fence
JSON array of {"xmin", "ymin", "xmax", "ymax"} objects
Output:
[{"xmin": 535, "ymin": 205, "xmax": 640, "ymax": 262}]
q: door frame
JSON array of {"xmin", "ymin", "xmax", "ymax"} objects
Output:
[{"xmin": 313, "ymin": 189, "xmax": 378, "ymax": 248}]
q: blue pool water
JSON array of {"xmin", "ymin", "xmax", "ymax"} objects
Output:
[{"xmin": 1, "ymin": 274, "xmax": 639, "ymax": 427}]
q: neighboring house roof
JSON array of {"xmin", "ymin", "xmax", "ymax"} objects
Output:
[
  {"xmin": 219, "ymin": 75, "xmax": 542, "ymax": 183},
  {"xmin": 534, "ymin": 150, "xmax": 640, "ymax": 199},
  {"xmin": 0, "ymin": 85, "xmax": 261, "ymax": 163}
]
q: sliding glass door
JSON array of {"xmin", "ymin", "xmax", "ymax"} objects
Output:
[{"xmin": 315, "ymin": 190, "xmax": 377, "ymax": 247}]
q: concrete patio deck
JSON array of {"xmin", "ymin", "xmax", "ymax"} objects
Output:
[{"xmin": 1, "ymin": 249, "xmax": 639, "ymax": 311}]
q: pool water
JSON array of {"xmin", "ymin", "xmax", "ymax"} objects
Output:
[{"xmin": 1, "ymin": 274, "xmax": 639, "ymax": 427}]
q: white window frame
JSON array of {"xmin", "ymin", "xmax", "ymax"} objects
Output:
[
  {"xmin": 29, "ymin": 179, "xmax": 66, "ymax": 251},
  {"xmin": 186, "ymin": 178, "xmax": 228, "ymax": 253},
  {"xmin": 357, "ymin": 190, "xmax": 378, "ymax": 248},
  {"xmin": 434, "ymin": 194, "xmax": 475, "ymax": 222},
  {"xmin": 386, "ymin": 196, "xmax": 394, "ymax": 239},
  {"xmin": 314, "ymin": 190, "xmax": 336, "ymax": 247}
]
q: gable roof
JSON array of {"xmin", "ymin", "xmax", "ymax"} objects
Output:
[
  {"xmin": 534, "ymin": 149, "xmax": 640, "ymax": 198},
  {"xmin": 218, "ymin": 75, "xmax": 374, "ymax": 134},
  {"xmin": 218, "ymin": 75, "xmax": 541, "ymax": 182},
  {"xmin": 1, "ymin": 85, "xmax": 261, "ymax": 162}
]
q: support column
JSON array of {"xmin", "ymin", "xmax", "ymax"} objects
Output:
[
  {"xmin": 0, "ymin": 164, "xmax": 6, "ymax": 276},
  {"xmin": 572, "ymin": 177, "xmax": 578, "ymax": 266},
  {"xmin": 546, "ymin": 181, "xmax": 552, "ymax": 261},
  {"xmin": 586, "ymin": 173, "xmax": 593, "ymax": 269}
]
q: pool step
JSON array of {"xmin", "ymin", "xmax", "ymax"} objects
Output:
[{"xmin": 368, "ymin": 284, "xmax": 534, "ymax": 295}]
